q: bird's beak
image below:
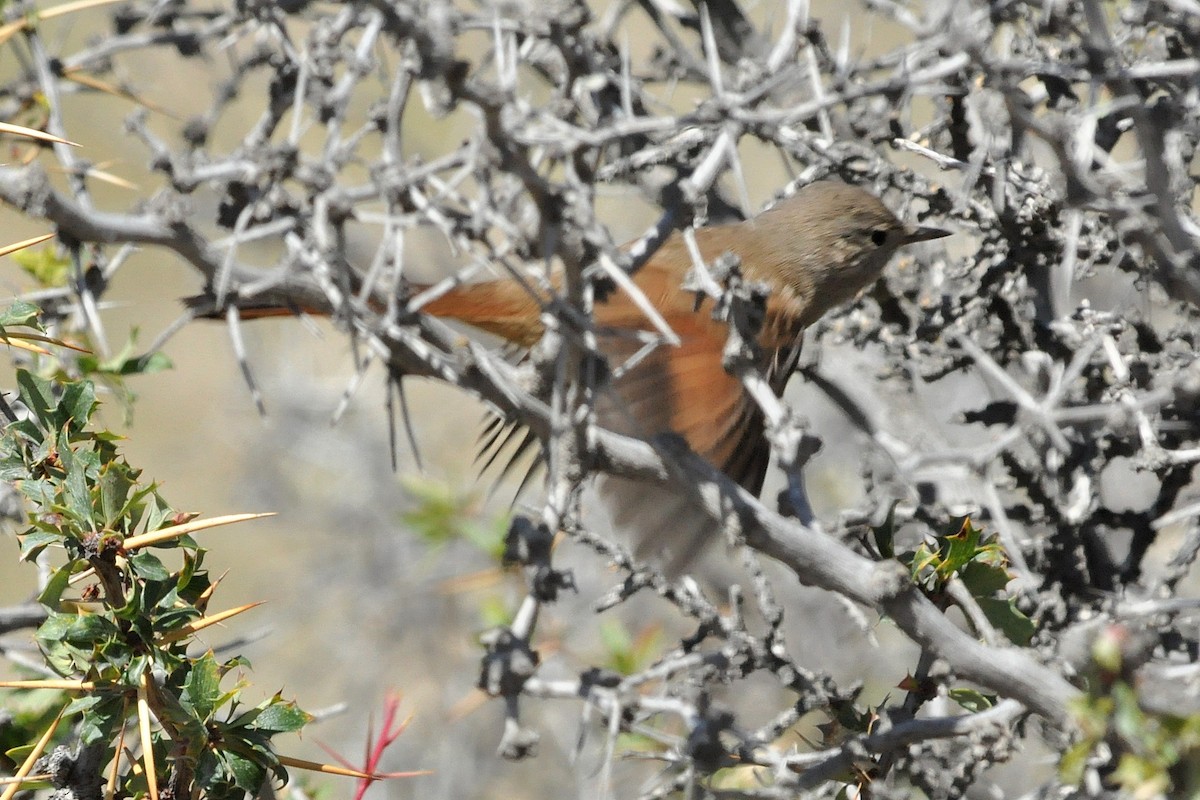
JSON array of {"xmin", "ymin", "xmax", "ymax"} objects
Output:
[{"xmin": 905, "ymin": 225, "xmax": 952, "ymax": 244}]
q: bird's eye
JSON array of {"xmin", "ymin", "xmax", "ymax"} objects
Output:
[{"xmin": 869, "ymin": 228, "xmax": 888, "ymax": 246}]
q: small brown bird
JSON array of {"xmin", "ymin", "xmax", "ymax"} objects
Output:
[{"xmin": 209, "ymin": 181, "xmax": 947, "ymax": 565}]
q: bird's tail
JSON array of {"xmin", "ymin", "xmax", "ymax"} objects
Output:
[
  {"xmin": 418, "ymin": 282, "xmax": 544, "ymax": 347},
  {"xmin": 185, "ymin": 280, "xmax": 545, "ymax": 347}
]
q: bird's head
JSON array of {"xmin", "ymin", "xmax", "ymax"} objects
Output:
[{"xmin": 750, "ymin": 181, "xmax": 949, "ymax": 320}]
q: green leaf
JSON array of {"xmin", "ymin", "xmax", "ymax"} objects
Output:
[
  {"xmin": 220, "ymin": 655, "xmax": 251, "ymax": 673},
  {"xmin": 34, "ymin": 612, "xmax": 75, "ymax": 643},
  {"xmin": 224, "ymin": 751, "xmax": 266, "ymax": 791},
  {"xmin": 1113, "ymin": 752, "xmax": 1169, "ymax": 797},
  {"xmin": 960, "ymin": 560, "xmax": 1010, "ymax": 597},
  {"xmin": 37, "ymin": 561, "xmax": 77, "ymax": 606},
  {"xmin": 98, "ymin": 462, "xmax": 135, "ymax": 529},
  {"xmin": 938, "ymin": 518, "xmax": 982, "ymax": 580},
  {"xmin": 68, "ymin": 694, "xmax": 126, "ymax": 745},
  {"xmin": 177, "ymin": 570, "xmax": 213, "ymax": 607},
  {"xmin": 154, "ymin": 606, "xmax": 201, "ymax": 633},
  {"xmin": 226, "ymin": 705, "xmax": 262, "ymax": 730},
  {"xmin": 1059, "ymin": 739, "xmax": 1093, "ymax": 784},
  {"xmin": 948, "ymin": 687, "xmax": 995, "ymax": 713},
  {"xmin": 252, "ymin": 698, "xmax": 311, "ymax": 734},
  {"xmin": 79, "ymin": 350, "xmax": 173, "ymax": 377},
  {"xmin": 77, "ymin": 330, "xmax": 173, "ymax": 377},
  {"xmin": 35, "ymin": 612, "xmax": 115, "ymax": 676},
  {"xmin": 7, "ymin": 417, "xmax": 45, "ymax": 447},
  {"xmin": 60, "ymin": 612, "xmax": 118, "ymax": 645},
  {"xmin": 11, "ymin": 245, "xmax": 70, "ymax": 287},
  {"xmin": 141, "ymin": 493, "xmax": 173, "ymax": 537},
  {"xmin": 195, "ymin": 749, "xmax": 224, "ymax": 792},
  {"xmin": 976, "ymin": 597, "xmax": 1035, "ymax": 646},
  {"xmin": 400, "ymin": 475, "xmax": 485, "ymax": 546},
  {"xmin": 182, "ymin": 653, "xmax": 223, "ymax": 720},
  {"xmin": 128, "ymin": 551, "xmax": 170, "ymax": 581},
  {"xmin": 19, "ymin": 529, "xmax": 60, "ymax": 561},
  {"xmin": 59, "ymin": 380, "xmax": 96, "ymax": 433},
  {"xmin": 0, "ymin": 300, "xmax": 43, "ymax": 327},
  {"xmin": 127, "ymin": 351, "xmax": 172, "ymax": 375},
  {"xmin": 151, "ymin": 581, "xmax": 185, "ymax": 613},
  {"xmin": 176, "ymin": 550, "xmax": 199, "ymax": 592},
  {"xmin": 20, "ymin": 479, "xmax": 55, "ymax": 511},
  {"xmin": 16, "ymin": 369, "xmax": 55, "ymax": 429},
  {"xmin": 5, "ymin": 743, "xmax": 37, "ymax": 763},
  {"xmin": 909, "ymin": 543, "xmax": 940, "ymax": 581},
  {"xmin": 63, "ymin": 693, "xmax": 105, "ymax": 717},
  {"xmin": 151, "ymin": 681, "xmax": 209, "ymax": 748},
  {"xmin": 119, "ymin": 481, "xmax": 158, "ymax": 534},
  {"xmin": 62, "ymin": 459, "xmax": 94, "ymax": 528},
  {"xmin": 872, "ymin": 501, "xmax": 898, "ymax": 559},
  {"xmin": 40, "ymin": 642, "xmax": 77, "ymax": 676}
]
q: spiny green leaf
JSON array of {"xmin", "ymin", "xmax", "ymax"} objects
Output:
[
  {"xmin": 63, "ymin": 693, "xmax": 105, "ymax": 716},
  {"xmin": 20, "ymin": 479, "xmax": 56, "ymax": 510},
  {"xmin": 960, "ymin": 560, "xmax": 1011, "ymax": 597},
  {"xmin": 37, "ymin": 561, "xmax": 77, "ymax": 606},
  {"xmin": 226, "ymin": 706, "xmax": 263, "ymax": 729},
  {"xmin": 224, "ymin": 751, "xmax": 267, "ymax": 791},
  {"xmin": 252, "ymin": 697, "xmax": 311, "ymax": 734},
  {"xmin": 34, "ymin": 611, "xmax": 76, "ymax": 642},
  {"xmin": 77, "ymin": 330, "xmax": 173, "ymax": 377},
  {"xmin": 182, "ymin": 653, "xmax": 223, "ymax": 720},
  {"xmin": 19, "ymin": 529, "xmax": 59, "ymax": 560},
  {"xmin": 0, "ymin": 300, "xmax": 43, "ymax": 328},
  {"xmin": 909, "ymin": 543, "xmax": 940, "ymax": 580},
  {"xmin": 154, "ymin": 606, "xmax": 202, "ymax": 632},
  {"xmin": 976, "ymin": 597, "xmax": 1035, "ymax": 646},
  {"xmin": 62, "ymin": 455, "xmax": 93, "ymax": 527},
  {"xmin": 59, "ymin": 380, "xmax": 96, "ymax": 433},
  {"xmin": 70, "ymin": 694, "xmax": 126, "ymax": 745},
  {"xmin": 98, "ymin": 461, "xmax": 135, "ymax": 528},
  {"xmin": 16, "ymin": 369, "xmax": 55, "ymax": 429},
  {"xmin": 141, "ymin": 493, "xmax": 173, "ymax": 536},
  {"xmin": 937, "ymin": 518, "xmax": 983, "ymax": 580},
  {"xmin": 7, "ymin": 417, "xmax": 46, "ymax": 446},
  {"xmin": 59, "ymin": 612, "xmax": 119, "ymax": 645},
  {"xmin": 128, "ymin": 551, "xmax": 169, "ymax": 581}
]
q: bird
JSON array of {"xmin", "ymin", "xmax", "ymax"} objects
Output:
[{"xmin": 197, "ymin": 181, "xmax": 948, "ymax": 567}]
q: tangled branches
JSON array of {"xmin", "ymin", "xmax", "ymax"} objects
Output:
[{"xmin": 1, "ymin": 0, "xmax": 1199, "ymax": 797}]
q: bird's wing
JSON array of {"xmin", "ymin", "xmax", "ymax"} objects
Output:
[
  {"xmin": 594, "ymin": 311, "xmax": 769, "ymax": 495},
  {"xmin": 589, "ymin": 310, "xmax": 766, "ymax": 569},
  {"xmin": 442, "ymin": 261, "xmax": 777, "ymax": 571},
  {"xmin": 474, "ymin": 291, "xmax": 771, "ymax": 497}
]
